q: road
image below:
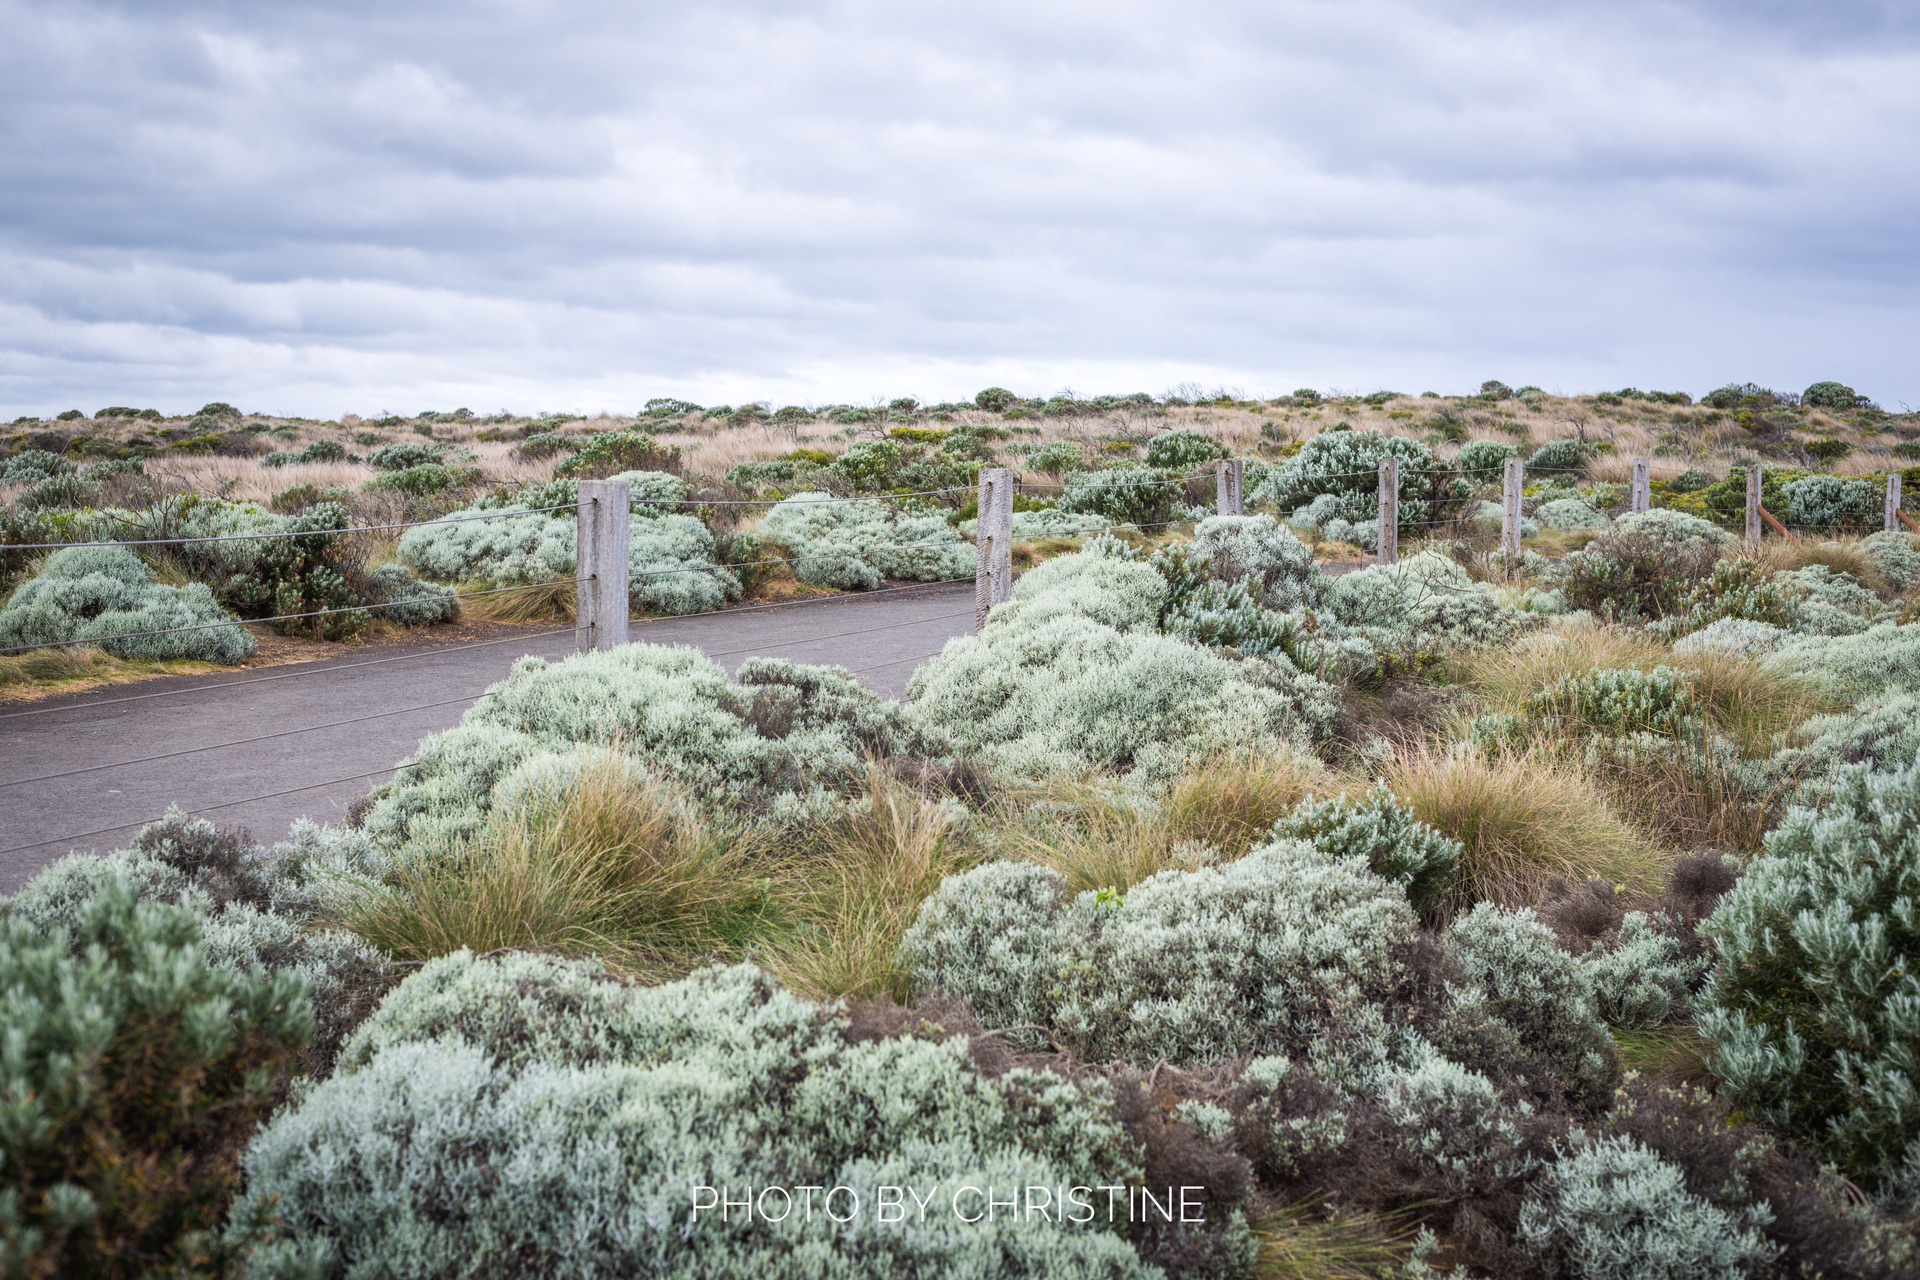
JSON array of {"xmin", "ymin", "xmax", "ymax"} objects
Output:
[{"xmin": 0, "ymin": 582, "xmax": 975, "ymax": 890}]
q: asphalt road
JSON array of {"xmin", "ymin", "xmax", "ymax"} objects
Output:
[{"xmin": 0, "ymin": 582, "xmax": 976, "ymax": 890}]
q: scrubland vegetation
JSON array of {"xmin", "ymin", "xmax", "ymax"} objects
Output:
[{"xmin": 6, "ymin": 377, "xmax": 1920, "ymax": 1277}]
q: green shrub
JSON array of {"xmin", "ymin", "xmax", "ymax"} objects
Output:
[
  {"xmin": 1697, "ymin": 762, "xmax": 1920, "ymax": 1202},
  {"xmin": 1272, "ymin": 786, "xmax": 1460, "ymax": 921},
  {"xmin": 1026, "ymin": 439, "xmax": 1085, "ymax": 474},
  {"xmin": 1446, "ymin": 904, "xmax": 1618, "ymax": 1100},
  {"xmin": 1253, "ymin": 429, "xmax": 1462, "ymax": 530},
  {"xmin": 1534, "ymin": 497, "xmax": 1609, "ymax": 531},
  {"xmin": 1056, "ymin": 465, "xmax": 1185, "ymax": 526},
  {"xmin": 364, "ymin": 564, "xmax": 458, "ymax": 626},
  {"xmin": 0, "ymin": 449, "xmax": 72, "ymax": 485},
  {"xmin": 0, "ymin": 876, "xmax": 310, "ymax": 1278},
  {"xmin": 366, "ymin": 462, "xmax": 464, "ymax": 497},
  {"xmin": 974, "ymin": 386, "xmax": 1018, "ymax": 412},
  {"xmin": 242, "ymin": 958, "xmax": 1155, "ymax": 1280},
  {"xmin": 1783, "ymin": 475, "xmax": 1876, "ymax": 531},
  {"xmin": 756, "ymin": 493, "xmax": 973, "ymax": 589},
  {"xmin": 552, "ymin": 430, "xmax": 678, "ymax": 479},
  {"xmin": 0, "ymin": 544, "xmax": 256, "ymax": 662},
  {"xmin": 1144, "ymin": 429, "xmax": 1227, "ymax": 470},
  {"xmin": 1526, "ymin": 438, "xmax": 1588, "ymax": 476},
  {"xmin": 1453, "ymin": 439, "xmax": 1517, "ymax": 479},
  {"xmin": 367, "ymin": 442, "xmax": 443, "ymax": 472},
  {"xmin": 1518, "ymin": 1134, "xmax": 1778, "ymax": 1279},
  {"xmin": 1863, "ymin": 531, "xmax": 1920, "ymax": 591},
  {"xmin": 1581, "ymin": 912, "xmax": 1705, "ymax": 1029},
  {"xmin": 1560, "ymin": 512, "xmax": 1729, "ymax": 621},
  {"xmin": 1179, "ymin": 515, "xmax": 1325, "ymax": 612},
  {"xmin": 1803, "ymin": 381, "xmax": 1864, "ymax": 410}
]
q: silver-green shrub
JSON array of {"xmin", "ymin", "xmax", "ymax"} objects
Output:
[
  {"xmin": 1765, "ymin": 622, "xmax": 1920, "ymax": 701},
  {"xmin": 1253, "ymin": 429, "xmax": 1448, "ymax": 527},
  {"xmin": 1696, "ymin": 762, "xmax": 1920, "ymax": 1203},
  {"xmin": 1446, "ymin": 905, "xmax": 1617, "ymax": 1101},
  {"xmin": 1535, "ymin": 498, "xmax": 1610, "ymax": 531},
  {"xmin": 1783, "ymin": 475, "xmax": 1876, "ymax": 530},
  {"xmin": 242, "ymin": 959, "xmax": 1156, "ymax": 1280},
  {"xmin": 362, "ymin": 646, "xmax": 940, "ymax": 847},
  {"xmin": 895, "ymin": 861, "xmax": 1065, "ymax": 1041},
  {"xmin": 1772, "ymin": 564, "xmax": 1888, "ymax": 634},
  {"xmin": 1185, "ymin": 515, "xmax": 1325, "ymax": 611},
  {"xmin": 756, "ymin": 492, "xmax": 974, "ymax": 589},
  {"xmin": 1453, "ymin": 439, "xmax": 1517, "ymax": 479},
  {"xmin": 1271, "ymin": 785, "xmax": 1459, "ymax": 920},
  {"xmin": 1862, "ymin": 531, "xmax": 1920, "ymax": 590},
  {"xmin": 1143, "ymin": 429, "xmax": 1227, "ymax": 470},
  {"xmin": 1517, "ymin": 1134, "xmax": 1778, "ymax": 1280},
  {"xmin": 0, "ymin": 544, "xmax": 256, "ymax": 662},
  {"xmin": 364, "ymin": 564, "xmax": 458, "ymax": 626},
  {"xmin": 1580, "ymin": 912, "xmax": 1706, "ymax": 1030}
]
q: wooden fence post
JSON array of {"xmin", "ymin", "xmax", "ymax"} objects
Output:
[
  {"xmin": 1746, "ymin": 467, "xmax": 1763, "ymax": 548},
  {"xmin": 1377, "ymin": 457, "xmax": 1399, "ymax": 565},
  {"xmin": 1216, "ymin": 459, "xmax": 1244, "ymax": 517},
  {"xmin": 1888, "ymin": 473, "xmax": 1903, "ymax": 534},
  {"xmin": 1501, "ymin": 456, "xmax": 1524, "ymax": 556},
  {"xmin": 576, "ymin": 479, "xmax": 630, "ymax": 653},
  {"xmin": 975, "ymin": 468, "xmax": 1014, "ymax": 630},
  {"xmin": 1631, "ymin": 457, "xmax": 1651, "ymax": 513}
]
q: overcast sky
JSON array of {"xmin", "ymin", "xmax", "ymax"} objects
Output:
[{"xmin": 1, "ymin": 0, "xmax": 1916, "ymax": 418}]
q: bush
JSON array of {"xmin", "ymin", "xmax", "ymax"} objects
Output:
[
  {"xmin": 0, "ymin": 875, "xmax": 310, "ymax": 1278},
  {"xmin": 365, "ymin": 462, "xmax": 466, "ymax": 497},
  {"xmin": 1526, "ymin": 438, "xmax": 1588, "ymax": 477},
  {"xmin": 904, "ymin": 840, "xmax": 1420, "ymax": 1067},
  {"xmin": 906, "ymin": 547, "xmax": 1332, "ymax": 784},
  {"xmin": 1057, "ymin": 465, "xmax": 1185, "ymax": 526},
  {"xmin": 361, "ymin": 646, "xmax": 943, "ymax": 848},
  {"xmin": 1561, "ymin": 511, "xmax": 1729, "ymax": 622},
  {"xmin": 1026, "ymin": 440, "xmax": 1084, "ymax": 474},
  {"xmin": 242, "ymin": 958, "xmax": 1155, "ymax": 1280},
  {"xmin": 1273, "ymin": 786, "xmax": 1460, "ymax": 921},
  {"xmin": 1181, "ymin": 515, "xmax": 1325, "ymax": 612},
  {"xmin": 0, "ymin": 449, "xmax": 72, "ymax": 485},
  {"xmin": 0, "ymin": 544, "xmax": 256, "ymax": 662},
  {"xmin": 1144, "ymin": 429, "xmax": 1227, "ymax": 470},
  {"xmin": 1783, "ymin": 474, "xmax": 1876, "ymax": 531},
  {"xmin": 1803, "ymin": 380, "xmax": 1863, "ymax": 410},
  {"xmin": 364, "ymin": 563, "xmax": 459, "ymax": 626},
  {"xmin": 1581, "ymin": 912, "xmax": 1705, "ymax": 1029},
  {"xmin": 1518, "ymin": 1134, "xmax": 1778, "ymax": 1280},
  {"xmin": 1446, "ymin": 904, "xmax": 1618, "ymax": 1099},
  {"xmin": 1863, "ymin": 531, "xmax": 1920, "ymax": 590},
  {"xmin": 974, "ymin": 386, "xmax": 1019, "ymax": 412},
  {"xmin": 756, "ymin": 493, "xmax": 974, "ymax": 589},
  {"xmin": 1534, "ymin": 497, "xmax": 1609, "ymax": 531},
  {"xmin": 1697, "ymin": 762, "xmax": 1920, "ymax": 1202},
  {"xmin": 1254, "ymin": 429, "xmax": 1461, "ymax": 530},
  {"xmin": 552, "ymin": 430, "xmax": 678, "ymax": 479},
  {"xmin": 1453, "ymin": 439, "xmax": 1517, "ymax": 479},
  {"xmin": 367, "ymin": 442, "xmax": 442, "ymax": 471}
]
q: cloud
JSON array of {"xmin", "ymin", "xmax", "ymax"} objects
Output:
[{"xmin": 1, "ymin": 0, "xmax": 1917, "ymax": 415}]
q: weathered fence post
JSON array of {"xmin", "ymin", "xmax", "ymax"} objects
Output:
[
  {"xmin": 1501, "ymin": 456, "xmax": 1524, "ymax": 556},
  {"xmin": 1746, "ymin": 467, "xmax": 1763, "ymax": 548},
  {"xmin": 975, "ymin": 467, "xmax": 1014, "ymax": 631},
  {"xmin": 1888, "ymin": 473, "xmax": 1903, "ymax": 533},
  {"xmin": 1377, "ymin": 457, "xmax": 1399, "ymax": 565},
  {"xmin": 1631, "ymin": 457, "xmax": 1651, "ymax": 513},
  {"xmin": 576, "ymin": 479, "xmax": 630, "ymax": 653},
  {"xmin": 1216, "ymin": 458, "xmax": 1244, "ymax": 517}
]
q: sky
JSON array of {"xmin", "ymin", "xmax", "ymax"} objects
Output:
[{"xmin": 1, "ymin": 0, "xmax": 1916, "ymax": 419}]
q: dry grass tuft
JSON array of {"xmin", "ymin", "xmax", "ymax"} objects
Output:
[
  {"xmin": 1754, "ymin": 539, "xmax": 1887, "ymax": 595},
  {"xmin": 0, "ymin": 645, "xmax": 219, "ymax": 697},
  {"xmin": 1252, "ymin": 1203, "xmax": 1420, "ymax": 1279},
  {"xmin": 1385, "ymin": 746, "xmax": 1665, "ymax": 907},
  {"xmin": 1161, "ymin": 750, "xmax": 1329, "ymax": 853},
  {"xmin": 458, "ymin": 579, "xmax": 577, "ymax": 624},
  {"xmin": 336, "ymin": 751, "xmax": 764, "ymax": 979},
  {"xmin": 766, "ymin": 765, "xmax": 976, "ymax": 1001}
]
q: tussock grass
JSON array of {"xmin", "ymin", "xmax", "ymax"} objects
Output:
[
  {"xmin": 1161, "ymin": 750, "xmax": 1329, "ymax": 853},
  {"xmin": 766, "ymin": 765, "xmax": 976, "ymax": 1001},
  {"xmin": 1667, "ymin": 649, "xmax": 1839, "ymax": 757},
  {"xmin": 1385, "ymin": 746, "xmax": 1665, "ymax": 907},
  {"xmin": 0, "ymin": 645, "xmax": 219, "ymax": 696},
  {"xmin": 1252, "ymin": 1203, "xmax": 1419, "ymax": 1279},
  {"xmin": 457, "ymin": 578, "xmax": 577, "ymax": 623},
  {"xmin": 337, "ymin": 752, "xmax": 765, "ymax": 980},
  {"xmin": 1754, "ymin": 538, "xmax": 1887, "ymax": 595}
]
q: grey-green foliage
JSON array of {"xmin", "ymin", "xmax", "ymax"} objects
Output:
[
  {"xmin": 1696, "ymin": 762, "xmax": 1920, "ymax": 1204},
  {"xmin": 905, "ymin": 545, "xmax": 1333, "ymax": 785},
  {"xmin": 1580, "ymin": 913, "xmax": 1707, "ymax": 1029},
  {"xmin": 1056, "ymin": 465, "xmax": 1185, "ymax": 526},
  {"xmin": 1025, "ymin": 439, "xmax": 1086, "ymax": 474},
  {"xmin": 362, "ymin": 645, "xmax": 943, "ymax": 848},
  {"xmin": 755, "ymin": 492, "xmax": 974, "ymax": 589},
  {"xmin": 0, "ymin": 544, "xmax": 256, "ymax": 662},
  {"xmin": 903, "ymin": 840, "xmax": 1419, "ymax": 1067},
  {"xmin": 1253, "ymin": 429, "xmax": 1449, "ymax": 527},
  {"xmin": 1783, "ymin": 475, "xmax": 1876, "ymax": 529},
  {"xmin": 1766, "ymin": 622, "xmax": 1920, "ymax": 702},
  {"xmin": 1184, "ymin": 515, "xmax": 1325, "ymax": 611},
  {"xmin": 1518, "ymin": 1134, "xmax": 1778, "ymax": 1280},
  {"xmin": 242, "ymin": 958, "xmax": 1156, "ymax": 1280},
  {"xmin": 1447, "ymin": 904, "xmax": 1618, "ymax": 1101},
  {"xmin": 1143, "ymin": 429, "xmax": 1227, "ymax": 470},
  {"xmin": 1453, "ymin": 439, "xmax": 1517, "ymax": 479},
  {"xmin": 0, "ymin": 449, "xmax": 73, "ymax": 484},
  {"xmin": 1534, "ymin": 497, "xmax": 1610, "ymax": 531},
  {"xmin": 1862, "ymin": 531, "xmax": 1920, "ymax": 591},
  {"xmin": 1322, "ymin": 550, "xmax": 1525, "ymax": 650},
  {"xmin": 365, "ymin": 564, "xmax": 458, "ymax": 626},
  {"xmin": 396, "ymin": 471, "xmax": 738, "ymax": 615},
  {"xmin": 1271, "ymin": 786, "xmax": 1460, "ymax": 920},
  {"xmin": 1526, "ymin": 438, "xmax": 1589, "ymax": 476},
  {"xmin": 1772, "ymin": 564, "xmax": 1888, "ymax": 636}
]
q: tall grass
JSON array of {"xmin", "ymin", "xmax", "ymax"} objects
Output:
[
  {"xmin": 336, "ymin": 752, "xmax": 766, "ymax": 980},
  {"xmin": 458, "ymin": 579, "xmax": 577, "ymax": 624},
  {"xmin": 1252, "ymin": 1203, "xmax": 1419, "ymax": 1279},
  {"xmin": 1386, "ymin": 746, "xmax": 1665, "ymax": 906}
]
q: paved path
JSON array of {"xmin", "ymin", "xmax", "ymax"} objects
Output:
[{"xmin": 0, "ymin": 582, "xmax": 975, "ymax": 890}]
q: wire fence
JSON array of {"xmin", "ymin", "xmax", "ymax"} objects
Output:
[{"xmin": 2, "ymin": 453, "xmax": 1910, "ymax": 866}]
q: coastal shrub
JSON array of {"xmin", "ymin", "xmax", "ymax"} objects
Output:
[
  {"xmin": 242, "ymin": 959, "xmax": 1155, "ymax": 1280},
  {"xmin": 1696, "ymin": 762, "xmax": 1920, "ymax": 1201},
  {"xmin": 1518, "ymin": 1134, "xmax": 1778, "ymax": 1280},
  {"xmin": 1526, "ymin": 438, "xmax": 1588, "ymax": 477},
  {"xmin": 365, "ymin": 563, "xmax": 459, "ymax": 626},
  {"xmin": 367, "ymin": 442, "xmax": 442, "ymax": 471},
  {"xmin": 1534, "ymin": 497, "xmax": 1609, "ymax": 531},
  {"xmin": 756, "ymin": 493, "xmax": 974, "ymax": 589},
  {"xmin": 1803, "ymin": 381, "xmax": 1863, "ymax": 410},
  {"xmin": 0, "ymin": 449, "xmax": 72, "ymax": 484},
  {"xmin": 552, "ymin": 430, "xmax": 678, "ymax": 478},
  {"xmin": 361, "ymin": 646, "xmax": 942, "ymax": 848},
  {"xmin": 1561, "ymin": 512, "xmax": 1728, "ymax": 621},
  {"xmin": 1765, "ymin": 622, "xmax": 1920, "ymax": 701},
  {"xmin": 1181, "ymin": 515, "xmax": 1325, "ymax": 611},
  {"xmin": 1272, "ymin": 786, "xmax": 1460, "ymax": 920},
  {"xmin": 1026, "ymin": 439, "xmax": 1084, "ymax": 474},
  {"xmin": 1446, "ymin": 904, "xmax": 1618, "ymax": 1100},
  {"xmin": 0, "ymin": 544, "xmax": 256, "ymax": 662},
  {"xmin": 1144, "ymin": 429, "xmax": 1227, "ymax": 470},
  {"xmin": 1783, "ymin": 475, "xmax": 1876, "ymax": 531},
  {"xmin": 0, "ymin": 877, "xmax": 310, "ymax": 1279},
  {"xmin": 904, "ymin": 840, "xmax": 1419, "ymax": 1067},
  {"xmin": 1862, "ymin": 531, "xmax": 1920, "ymax": 591},
  {"xmin": 1453, "ymin": 439, "xmax": 1517, "ymax": 479},
  {"xmin": 1581, "ymin": 912, "xmax": 1706, "ymax": 1029},
  {"xmin": 1057, "ymin": 465, "xmax": 1185, "ymax": 526},
  {"xmin": 1253, "ymin": 429, "xmax": 1460, "ymax": 529}
]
